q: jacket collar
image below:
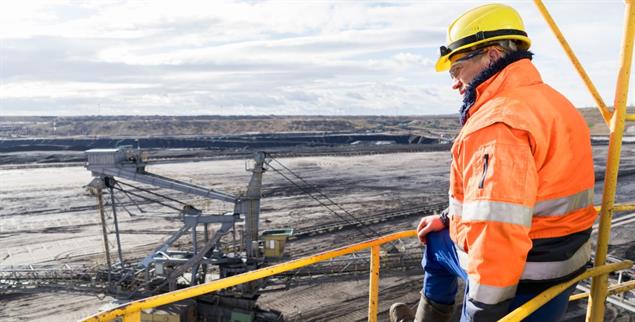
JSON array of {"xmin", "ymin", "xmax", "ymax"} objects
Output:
[{"xmin": 459, "ymin": 50, "xmax": 537, "ymax": 125}]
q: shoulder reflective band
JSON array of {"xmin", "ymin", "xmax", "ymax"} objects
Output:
[{"xmin": 439, "ymin": 29, "xmax": 528, "ymax": 57}]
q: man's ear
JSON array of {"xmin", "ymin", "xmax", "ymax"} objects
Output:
[
  {"xmin": 486, "ymin": 47, "xmax": 503, "ymax": 62},
  {"xmin": 483, "ymin": 47, "xmax": 503, "ymax": 67}
]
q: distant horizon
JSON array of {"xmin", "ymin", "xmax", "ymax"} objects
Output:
[
  {"xmin": 0, "ymin": 108, "xmax": 616, "ymax": 139},
  {"xmin": 0, "ymin": 106, "xmax": 613, "ymax": 118}
]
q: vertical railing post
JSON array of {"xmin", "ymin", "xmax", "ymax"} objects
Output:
[
  {"xmin": 81, "ymin": 231, "xmax": 418, "ymax": 322},
  {"xmin": 533, "ymin": 0, "xmax": 613, "ymax": 125},
  {"xmin": 587, "ymin": 1, "xmax": 635, "ymax": 321},
  {"xmin": 368, "ymin": 245, "xmax": 381, "ymax": 322}
]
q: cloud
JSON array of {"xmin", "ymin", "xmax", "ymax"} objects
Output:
[{"xmin": 0, "ymin": 1, "xmax": 631, "ymax": 115}]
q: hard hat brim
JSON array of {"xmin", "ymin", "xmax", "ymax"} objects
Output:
[{"xmin": 435, "ymin": 35, "xmax": 531, "ymax": 72}]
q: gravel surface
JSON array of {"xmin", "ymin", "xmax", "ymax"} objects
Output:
[{"xmin": 0, "ymin": 147, "xmax": 633, "ymax": 321}]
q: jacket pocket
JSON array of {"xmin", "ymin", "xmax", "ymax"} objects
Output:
[
  {"xmin": 466, "ymin": 143, "xmax": 530, "ymax": 203},
  {"xmin": 478, "ymin": 153, "xmax": 489, "ymax": 189}
]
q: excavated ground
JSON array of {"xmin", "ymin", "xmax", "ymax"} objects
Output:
[{"xmin": 0, "ymin": 146, "xmax": 634, "ymax": 321}]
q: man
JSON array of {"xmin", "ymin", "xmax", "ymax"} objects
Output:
[{"xmin": 390, "ymin": 4, "xmax": 597, "ymax": 322}]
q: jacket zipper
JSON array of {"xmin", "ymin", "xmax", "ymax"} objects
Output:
[{"xmin": 479, "ymin": 154, "xmax": 489, "ymax": 189}]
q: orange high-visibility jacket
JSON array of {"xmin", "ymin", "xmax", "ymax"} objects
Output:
[{"xmin": 448, "ymin": 58, "xmax": 597, "ymax": 308}]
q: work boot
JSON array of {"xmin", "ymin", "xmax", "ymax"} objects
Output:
[
  {"xmin": 414, "ymin": 295, "xmax": 454, "ymax": 322},
  {"xmin": 389, "ymin": 302, "xmax": 415, "ymax": 322}
]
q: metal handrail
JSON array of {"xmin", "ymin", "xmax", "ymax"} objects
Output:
[
  {"xmin": 535, "ymin": 1, "xmax": 635, "ymax": 320},
  {"xmin": 570, "ymin": 280, "xmax": 635, "ymax": 301},
  {"xmin": 80, "ymin": 229, "xmax": 633, "ymax": 322},
  {"xmin": 533, "ymin": 0, "xmax": 613, "ymax": 125},
  {"xmin": 499, "ymin": 260, "xmax": 633, "ymax": 321},
  {"xmin": 81, "ymin": 230, "xmax": 417, "ymax": 322}
]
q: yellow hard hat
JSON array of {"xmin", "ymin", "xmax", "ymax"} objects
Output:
[{"xmin": 435, "ymin": 3, "xmax": 531, "ymax": 72}]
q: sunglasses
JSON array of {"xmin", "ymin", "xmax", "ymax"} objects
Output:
[
  {"xmin": 451, "ymin": 47, "xmax": 487, "ymax": 64},
  {"xmin": 449, "ymin": 48, "xmax": 487, "ymax": 79}
]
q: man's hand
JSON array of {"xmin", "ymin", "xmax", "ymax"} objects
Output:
[{"xmin": 416, "ymin": 215, "xmax": 446, "ymax": 244}]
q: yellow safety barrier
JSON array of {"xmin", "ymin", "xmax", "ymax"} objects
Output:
[
  {"xmin": 81, "ymin": 229, "xmax": 633, "ymax": 322},
  {"xmin": 533, "ymin": 0, "xmax": 613, "ymax": 125},
  {"xmin": 586, "ymin": 0, "xmax": 634, "ymax": 320},
  {"xmin": 612, "ymin": 202, "xmax": 635, "ymax": 212},
  {"xmin": 499, "ymin": 260, "xmax": 633, "ymax": 321},
  {"xmin": 368, "ymin": 245, "xmax": 381, "ymax": 320},
  {"xmin": 595, "ymin": 201, "xmax": 635, "ymax": 213},
  {"xmin": 81, "ymin": 230, "xmax": 417, "ymax": 322},
  {"xmin": 534, "ymin": 1, "xmax": 635, "ymax": 321},
  {"xmin": 570, "ymin": 280, "xmax": 635, "ymax": 301}
]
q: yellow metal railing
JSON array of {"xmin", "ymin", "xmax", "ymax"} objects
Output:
[
  {"xmin": 533, "ymin": 0, "xmax": 613, "ymax": 125},
  {"xmin": 609, "ymin": 202, "xmax": 635, "ymax": 212},
  {"xmin": 595, "ymin": 201, "xmax": 635, "ymax": 213},
  {"xmin": 500, "ymin": 260, "xmax": 633, "ymax": 321},
  {"xmin": 82, "ymin": 230, "xmax": 417, "ymax": 322},
  {"xmin": 535, "ymin": 0, "xmax": 635, "ymax": 321},
  {"xmin": 570, "ymin": 280, "xmax": 635, "ymax": 302},
  {"xmin": 81, "ymin": 230, "xmax": 633, "ymax": 322}
]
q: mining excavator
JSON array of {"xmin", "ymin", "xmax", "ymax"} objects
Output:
[{"xmin": 84, "ymin": 147, "xmax": 283, "ymax": 321}]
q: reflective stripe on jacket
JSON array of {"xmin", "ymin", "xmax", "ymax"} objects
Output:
[{"xmin": 447, "ymin": 59, "xmax": 597, "ymax": 315}]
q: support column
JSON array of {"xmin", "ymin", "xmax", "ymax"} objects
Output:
[
  {"xmin": 96, "ymin": 188, "xmax": 112, "ymax": 272},
  {"xmin": 108, "ymin": 184, "xmax": 125, "ymax": 266},
  {"xmin": 587, "ymin": 1, "xmax": 635, "ymax": 321},
  {"xmin": 368, "ymin": 245, "xmax": 381, "ymax": 322}
]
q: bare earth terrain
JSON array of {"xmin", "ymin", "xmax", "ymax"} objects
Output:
[
  {"xmin": 1, "ymin": 145, "xmax": 634, "ymax": 321},
  {"xmin": 0, "ymin": 109, "xmax": 625, "ymax": 139}
]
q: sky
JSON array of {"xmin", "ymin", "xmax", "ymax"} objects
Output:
[{"xmin": 0, "ymin": 0, "xmax": 632, "ymax": 116}]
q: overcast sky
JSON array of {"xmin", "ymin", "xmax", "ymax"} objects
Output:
[{"xmin": 0, "ymin": 0, "xmax": 632, "ymax": 116}]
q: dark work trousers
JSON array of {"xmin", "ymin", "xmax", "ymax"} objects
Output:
[{"xmin": 422, "ymin": 229, "xmax": 577, "ymax": 322}]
